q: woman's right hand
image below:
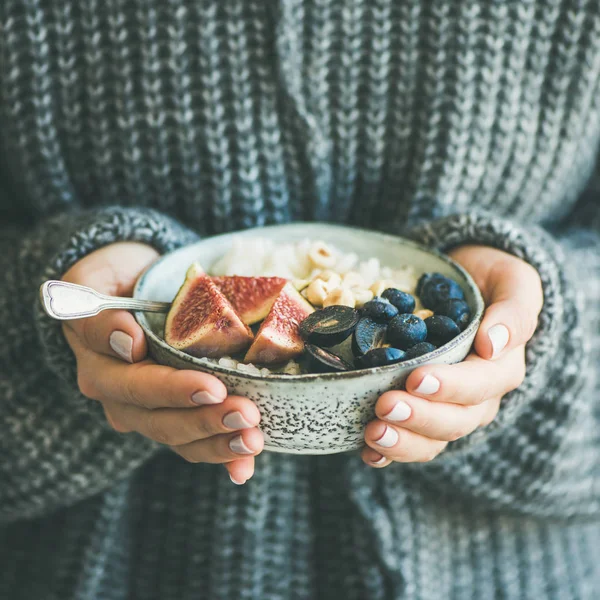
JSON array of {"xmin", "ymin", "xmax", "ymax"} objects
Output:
[{"xmin": 61, "ymin": 242, "xmax": 264, "ymax": 485}]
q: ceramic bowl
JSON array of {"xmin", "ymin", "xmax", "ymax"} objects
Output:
[{"xmin": 134, "ymin": 223, "xmax": 484, "ymax": 455}]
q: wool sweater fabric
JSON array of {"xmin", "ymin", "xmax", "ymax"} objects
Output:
[{"xmin": 1, "ymin": 1, "xmax": 600, "ymax": 599}]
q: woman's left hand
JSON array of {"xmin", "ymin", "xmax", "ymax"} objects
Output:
[{"xmin": 362, "ymin": 245, "xmax": 544, "ymax": 467}]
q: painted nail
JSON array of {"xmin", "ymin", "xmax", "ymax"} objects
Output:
[
  {"xmin": 414, "ymin": 374, "xmax": 440, "ymax": 395},
  {"xmin": 223, "ymin": 411, "xmax": 254, "ymax": 430},
  {"xmin": 229, "ymin": 473, "xmax": 247, "ymax": 485},
  {"xmin": 109, "ymin": 331, "xmax": 133, "ymax": 363},
  {"xmin": 383, "ymin": 400, "xmax": 412, "ymax": 422},
  {"xmin": 374, "ymin": 425, "xmax": 399, "ymax": 448},
  {"xmin": 488, "ymin": 324, "xmax": 510, "ymax": 358},
  {"xmin": 191, "ymin": 391, "xmax": 223, "ymax": 405},
  {"xmin": 229, "ymin": 435, "xmax": 254, "ymax": 455},
  {"xmin": 371, "ymin": 455, "xmax": 388, "ymax": 466}
]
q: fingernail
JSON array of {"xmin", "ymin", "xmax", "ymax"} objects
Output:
[
  {"xmin": 374, "ymin": 425, "xmax": 399, "ymax": 448},
  {"xmin": 488, "ymin": 324, "xmax": 510, "ymax": 358},
  {"xmin": 383, "ymin": 400, "xmax": 412, "ymax": 422},
  {"xmin": 229, "ymin": 473, "xmax": 247, "ymax": 485},
  {"xmin": 414, "ymin": 374, "xmax": 440, "ymax": 395},
  {"xmin": 223, "ymin": 411, "xmax": 254, "ymax": 430},
  {"xmin": 109, "ymin": 331, "xmax": 133, "ymax": 363},
  {"xmin": 371, "ymin": 455, "xmax": 387, "ymax": 466},
  {"xmin": 191, "ymin": 391, "xmax": 223, "ymax": 405},
  {"xmin": 229, "ymin": 435, "xmax": 254, "ymax": 455}
]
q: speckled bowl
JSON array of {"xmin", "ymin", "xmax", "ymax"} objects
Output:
[{"xmin": 134, "ymin": 223, "xmax": 484, "ymax": 455}]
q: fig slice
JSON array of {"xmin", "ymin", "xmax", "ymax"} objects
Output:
[
  {"xmin": 211, "ymin": 276, "xmax": 287, "ymax": 325},
  {"xmin": 165, "ymin": 263, "xmax": 254, "ymax": 358},
  {"xmin": 244, "ymin": 283, "xmax": 314, "ymax": 365}
]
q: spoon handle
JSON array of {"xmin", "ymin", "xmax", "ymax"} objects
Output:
[{"xmin": 40, "ymin": 280, "xmax": 171, "ymax": 320}]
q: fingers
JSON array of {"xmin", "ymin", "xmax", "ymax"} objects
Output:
[
  {"xmin": 64, "ymin": 310, "xmax": 148, "ymax": 363},
  {"xmin": 104, "ymin": 395, "xmax": 262, "ymax": 446},
  {"xmin": 474, "ymin": 259, "xmax": 543, "ymax": 360},
  {"xmin": 363, "ymin": 247, "xmax": 540, "ymax": 468},
  {"xmin": 374, "ymin": 390, "xmax": 499, "ymax": 442},
  {"xmin": 225, "ymin": 458, "xmax": 256, "ymax": 485},
  {"xmin": 172, "ymin": 427, "xmax": 264, "ymax": 464},
  {"xmin": 404, "ymin": 347, "xmax": 526, "ymax": 406},
  {"xmin": 361, "ymin": 447, "xmax": 392, "ymax": 468},
  {"xmin": 363, "ymin": 420, "xmax": 448, "ymax": 463},
  {"xmin": 61, "ymin": 242, "xmax": 160, "ymax": 362},
  {"xmin": 62, "ymin": 242, "xmax": 159, "ymax": 297},
  {"xmin": 61, "ymin": 243, "xmax": 266, "ymax": 482},
  {"xmin": 67, "ymin": 329, "xmax": 229, "ymax": 409}
]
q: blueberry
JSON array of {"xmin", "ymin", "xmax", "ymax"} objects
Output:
[
  {"xmin": 361, "ymin": 298, "xmax": 399, "ymax": 322},
  {"xmin": 435, "ymin": 298, "xmax": 471, "ymax": 330},
  {"xmin": 381, "ymin": 288, "xmax": 416, "ymax": 314},
  {"xmin": 425, "ymin": 315, "xmax": 461, "ymax": 346},
  {"xmin": 419, "ymin": 273, "xmax": 465, "ymax": 310},
  {"xmin": 417, "ymin": 272, "xmax": 447, "ymax": 296},
  {"xmin": 352, "ymin": 317, "xmax": 388, "ymax": 356},
  {"xmin": 403, "ymin": 342, "xmax": 437, "ymax": 360},
  {"xmin": 387, "ymin": 314, "xmax": 427, "ymax": 350},
  {"xmin": 355, "ymin": 347, "xmax": 406, "ymax": 369}
]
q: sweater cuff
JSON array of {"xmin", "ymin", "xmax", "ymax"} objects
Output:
[
  {"xmin": 407, "ymin": 210, "xmax": 570, "ymax": 451},
  {"xmin": 34, "ymin": 207, "xmax": 199, "ymax": 385}
]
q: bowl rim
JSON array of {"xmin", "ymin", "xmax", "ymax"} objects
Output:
[{"xmin": 134, "ymin": 222, "xmax": 485, "ymax": 382}]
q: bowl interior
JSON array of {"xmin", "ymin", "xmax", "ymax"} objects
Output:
[{"xmin": 134, "ymin": 223, "xmax": 484, "ymax": 379}]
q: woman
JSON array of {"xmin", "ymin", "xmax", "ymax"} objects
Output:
[{"xmin": 1, "ymin": 1, "xmax": 598, "ymax": 598}]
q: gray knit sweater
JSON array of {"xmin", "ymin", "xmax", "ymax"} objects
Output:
[{"xmin": 1, "ymin": 1, "xmax": 599, "ymax": 598}]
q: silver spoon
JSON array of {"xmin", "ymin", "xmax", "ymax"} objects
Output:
[{"xmin": 40, "ymin": 280, "xmax": 171, "ymax": 320}]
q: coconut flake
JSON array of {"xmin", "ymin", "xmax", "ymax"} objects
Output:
[
  {"xmin": 282, "ymin": 361, "xmax": 302, "ymax": 375},
  {"xmin": 218, "ymin": 357, "xmax": 238, "ymax": 369}
]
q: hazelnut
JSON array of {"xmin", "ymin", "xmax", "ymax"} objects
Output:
[
  {"xmin": 335, "ymin": 252, "xmax": 359, "ymax": 274},
  {"xmin": 323, "ymin": 288, "xmax": 356, "ymax": 308},
  {"xmin": 370, "ymin": 280, "xmax": 396, "ymax": 297},
  {"xmin": 293, "ymin": 279, "xmax": 311, "ymax": 292},
  {"xmin": 308, "ymin": 242, "xmax": 337, "ymax": 269},
  {"xmin": 316, "ymin": 270, "xmax": 342, "ymax": 288},
  {"xmin": 342, "ymin": 271, "xmax": 365, "ymax": 289},
  {"xmin": 306, "ymin": 279, "xmax": 330, "ymax": 306},
  {"xmin": 353, "ymin": 289, "xmax": 374, "ymax": 307}
]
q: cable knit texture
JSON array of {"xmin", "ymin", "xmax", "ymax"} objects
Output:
[{"xmin": 1, "ymin": 1, "xmax": 599, "ymax": 598}]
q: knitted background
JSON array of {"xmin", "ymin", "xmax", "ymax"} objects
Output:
[{"xmin": 1, "ymin": 1, "xmax": 599, "ymax": 598}]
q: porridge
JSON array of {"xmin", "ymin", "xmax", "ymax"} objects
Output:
[{"xmin": 163, "ymin": 239, "xmax": 470, "ymax": 375}]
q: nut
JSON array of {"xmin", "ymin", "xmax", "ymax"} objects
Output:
[
  {"xmin": 353, "ymin": 289, "xmax": 374, "ymax": 307},
  {"xmin": 414, "ymin": 309, "xmax": 434, "ymax": 320},
  {"xmin": 342, "ymin": 271, "xmax": 365, "ymax": 289},
  {"xmin": 306, "ymin": 279, "xmax": 330, "ymax": 306},
  {"xmin": 323, "ymin": 287, "xmax": 356, "ymax": 308},
  {"xmin": 335, "ymin": 252, "xmax": 359, "ymax": 274},
  {"xmin": 293, "ymin": 279, "xmax": 311, "ymax": 292},
  {"xmin": 370, "ymin": 279, "xmax": 396, "ymax": 297},
  {"xmin": 308, "ymin": 241, "xmax": 337, "ymax": 269},
  {"xmin": 282, "ymin": 360, "xmax": 302, "ymax": 375},
  {"xmin": 316, "ymin": 269, "xmax": 336, "ymax": 282},
  {"xmin": 315, "ymin": 270, "xmax": 342, "ymax": 288}
]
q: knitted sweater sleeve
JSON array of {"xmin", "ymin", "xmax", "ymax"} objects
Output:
[
  {"xmin": 0, "ymin": 205, "xmax": 198, "ymax": 524},
  {"xmin": 405, "ymin": 192, "xmax": 600, "ymax": 519}
]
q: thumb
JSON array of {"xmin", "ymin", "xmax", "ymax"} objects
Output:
[
  {"xmin": 62, "ymin": 242, "xmax": 160, "ymax": 297},
  {"xmin": 474, "ymin": 258, "xmax": 543, "ymax": 360},
  {"xmin": 61, "ymin": 242, "xmax": 159, "ymax": 362}
]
